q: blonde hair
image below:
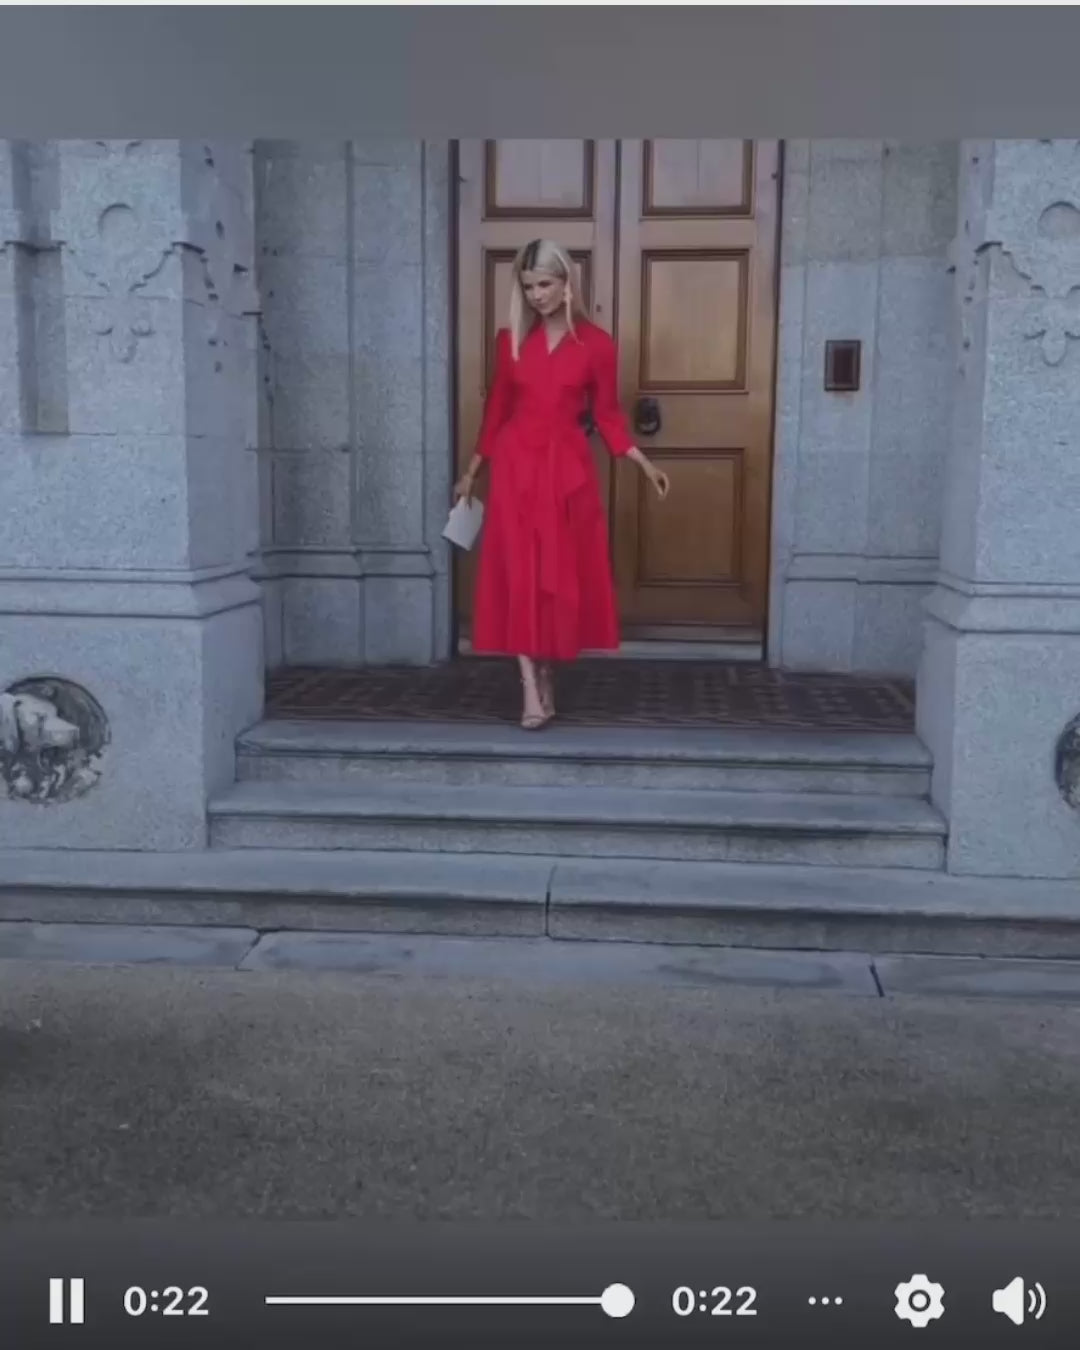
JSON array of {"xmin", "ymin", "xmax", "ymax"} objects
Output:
[{"xmin": 508, "ymin": 239, "xmax": 587, "ymax": 359}]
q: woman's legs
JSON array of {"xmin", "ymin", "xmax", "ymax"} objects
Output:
[
  {"xmin": 537, "ymin": 661, "xmax": 556, "ymax": 718},
  {"xmin": 516, "ymin": 655, "xmax": 550, "ymax": 729}
]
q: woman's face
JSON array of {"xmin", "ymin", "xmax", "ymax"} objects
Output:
[{"xmin": 520, "ymin": 268, "xmax": 567, "ymax": 318}]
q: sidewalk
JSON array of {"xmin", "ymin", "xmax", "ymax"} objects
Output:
[
  {"xmin": 4, "ymin": 921, "xmax": 1080, "ymax": 1000},
  {"xmin": 2, "ymin": 930, "xmax": 1079, "ymax": 1219}
]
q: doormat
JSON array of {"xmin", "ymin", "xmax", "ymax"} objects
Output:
[{"xmin": 265, "ymin": 660, "xmax": 916, "ymax": 732}]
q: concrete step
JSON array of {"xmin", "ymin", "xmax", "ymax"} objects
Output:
[
  {"xmin": 208, "ymin": 779, "xmax": 946, "ymax": 869},
  {"xmin": 237, "ymin": 719, "xmax": 932, "ymax": 797},
  {"xmin": 3, "ymin": 848, "xmax": 1079, "ymax": 958}
]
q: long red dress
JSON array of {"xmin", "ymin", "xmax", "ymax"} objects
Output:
[{"xmin": 471, "ymin": 318, "xmax": 636, "ymax": 661}]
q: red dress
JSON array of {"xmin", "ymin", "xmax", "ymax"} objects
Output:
[{"xmin": 471, "ymin": 318, "xmax": 636, "ymax": 660}]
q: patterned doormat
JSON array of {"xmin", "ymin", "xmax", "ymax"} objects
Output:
[{"xmin": 265, "ymin": 660, "xmax": 916, "ymax": 733}]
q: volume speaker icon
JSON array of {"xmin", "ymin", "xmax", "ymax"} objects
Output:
[{"xmin": 992, "ymin": 1277, "xmax": 1047, "ymax": 1326}]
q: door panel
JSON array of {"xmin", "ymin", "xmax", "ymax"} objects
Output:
[
  {"xmin": 455, "ymin": 139, "xmax": 617, "ymax": 632},
  {"xmin": 612, "ymin": 139, "xmax": 779, "ymax": 633},
  {"xmin": 643, "ymin": 138, "xmax": 754, "ymax": 215},
  {"xmin": 486, "ymin": 139, "xmax": 596, "ymax": 218},
  {"xmin": 640, "ymin": 250, "xmax": 748, "ymax": 387},
  {"xmin": 639, "ymin": 452, "xmax": 742, "ymax": 585}
]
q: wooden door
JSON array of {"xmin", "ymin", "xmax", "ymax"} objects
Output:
[
  {"xmin": 454, "ymin": 140, "xmax": 617, "ymax": 633},
  {"xmin": 612, "ymin": 140, "xmax": 780, "ymax": 638},
  {"xmin": 454, "ymin": 139, "xmax": 780, "ymax": 643}
]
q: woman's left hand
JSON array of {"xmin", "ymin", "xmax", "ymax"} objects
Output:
[
  {"xmin": 626, "ymin": 447, "xmax": 671, "ymax": 500},
  {"xmin": 648, "ymin": 466, "xmax": 671, "ymax": 501}
]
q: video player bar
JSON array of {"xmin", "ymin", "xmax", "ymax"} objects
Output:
[{"xmin": 3, "ymin": 1222, "xmax": 1071, "ymax": 1346}]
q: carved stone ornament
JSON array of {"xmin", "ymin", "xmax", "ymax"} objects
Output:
[
  {"xmin": 0, "ymin": 678, "xmax": 110, "ymax": 804},
  {"xmin": 64, "ymin": 197, "xmax": 174, "ymax": 364},
  {"xmin": 953, "ymin": 140, "xmax": 1080, "ymax": 369},
  {"xmin": 60, "ymin": 140, "xmax": 256, "ymax": 367},
  {"xmin": 1055, "ymin": 713, "xmax": 1080, "ymax": 812}
]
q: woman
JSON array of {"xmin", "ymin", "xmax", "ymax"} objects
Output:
[{"xmin": 454, "ymin": 239, "xmax": 670, "ymax": 729}]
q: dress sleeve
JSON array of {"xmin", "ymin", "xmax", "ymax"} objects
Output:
[
  {"xmin": 475, "ymin": 328, "xmax": 514, "ymax": 460},
  {"xmin": 589, "ymin": 327, "xmax": 636, "ymax": 457}
]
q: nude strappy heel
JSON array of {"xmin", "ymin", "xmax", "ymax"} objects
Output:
[
  {"xmin": 538, "ymin": 663, "xmax": 556, "ymax": 724},
  {"xmin": 520, "ymin": 672, "xmax": 554, "ymax": 730}
]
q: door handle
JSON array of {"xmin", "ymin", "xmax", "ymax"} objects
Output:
[{"xmin": 633, "ymin": 396, "xmax": 661, "ymax": 437}]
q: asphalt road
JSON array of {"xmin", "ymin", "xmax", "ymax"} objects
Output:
[{"xmin": 1, "ymin": 931, "xmax": 1079, "ymax": 1219}]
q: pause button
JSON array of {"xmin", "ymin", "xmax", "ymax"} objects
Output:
[{"xmin": 49, "ymin": 1278, "xmax": 85, "ymax": 1325}]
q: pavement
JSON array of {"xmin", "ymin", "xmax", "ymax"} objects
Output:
[{"xmin": 1, "ymin": 923, "xmax": 1079, "ymax": 1219}]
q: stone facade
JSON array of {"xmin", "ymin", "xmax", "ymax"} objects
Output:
[
  {"xmin": 771, "ymin": 140, "xmax": 958, "ymax": 674},
  {"xmin": 2, "ymin": 137, "xmax": 1079, "ymax": 882},
  {"xmin": 0, "ymin": 141, "xmax": 263, "ymax": 849},
  {"xmin": 255, "ymin": 139, "xmax": 958, "ymax": 679},
  {"xmin": 917, "ymin": 139, "xmax": 1080, "ymax": 878},
  {"xmin": 252, "ymin": 140, "xmax": 452, "ymax": 668}
]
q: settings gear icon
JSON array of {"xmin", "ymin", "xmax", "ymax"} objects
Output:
[{"xmin": 894, "ymin": 1274, "xmax": 945, "ymax": 1328}]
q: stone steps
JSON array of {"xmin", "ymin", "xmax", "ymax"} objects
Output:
[
  {"xmin": 236, "ymin": 719, "xmax": 932, "ymax": 797},
  {"xmin": 208, "ymin": 778, "xmax": 946, "ymax": 869},
  {"xmin": 4, "ymin": 849, "xmax": 1080, "ymax": 958}
]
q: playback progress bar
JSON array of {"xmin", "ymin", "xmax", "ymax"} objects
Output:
[{"xmin": 266, "ymin": 1283, "xmax": 636, "ymax": 1319}]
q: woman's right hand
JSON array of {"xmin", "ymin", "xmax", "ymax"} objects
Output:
[{"xmin": 454, "ymin": 471, "xmax": 477, "ymax": 506}]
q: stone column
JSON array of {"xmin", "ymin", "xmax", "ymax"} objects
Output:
[
  {"xmin": 253, "ymin": 139, "xmax": 453, "ymax": 669},
  {"xmin": 917, "ymin": 139, "xmax": 1080, "ymax": 878},
  {"xmin": 350, "ymin": 139, "xmax": 453, "ymax": 666},
  {"xmin": 0, "ymin": 143, "xmax": 24, "ymax": 434},
  {"xmin": 0, "ymin": 140, "xmax": 263, "ymax": 850},
  {"xmin": 253, "ymin": 139, "xmax": 360, "ymax": 668},
  {"xmin": 770, "ymin": 140, "xmax": 957, "ymax": 676}
]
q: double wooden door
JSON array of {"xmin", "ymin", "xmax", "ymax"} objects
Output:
[{"xmin": 455, "ymin": 139, "xmax": 780, "ymax": 642}]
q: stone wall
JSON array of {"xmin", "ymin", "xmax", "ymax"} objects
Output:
[
  {"xmin": 770, "ymin": 140, "xmax": 959, "ymax": 674},
  {"xmin": 0, "ymin": 140, "xmax": 263, "ymax": 849},
  {"xmin": 917, "ymin": 139, "xmax": 1080, "ymax": 878},
  {"xmin": 253, "ymin": 139, "xmax": 453, "ymax": 668}
]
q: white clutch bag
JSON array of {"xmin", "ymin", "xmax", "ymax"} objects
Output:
[{"xmin": 442, "ymin": 497, "xmax": 485, "ymax": 551}]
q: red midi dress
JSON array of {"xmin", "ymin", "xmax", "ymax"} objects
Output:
[{"xmin": 471, "ymin": 318, "xmax": 636, "ymax": 661}]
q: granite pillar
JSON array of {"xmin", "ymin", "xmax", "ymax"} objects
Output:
[
  {"xmin": 253, "ymin": 139, "xmax": 453, "ymax": 669},
  {"xmin": 917, "ymin": 139, "xmax": 1080, "ymax": 877},
  {"xmin": 350, "ymin": 139, "xmax": 453, "ymax": 666},
  {"xmin": 0, "ymin": 140, "xmax": 263, "ymax": 850},
  {"xmin": 770, "ymin": 140, "xmax": 957, "ymax": 675}
]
